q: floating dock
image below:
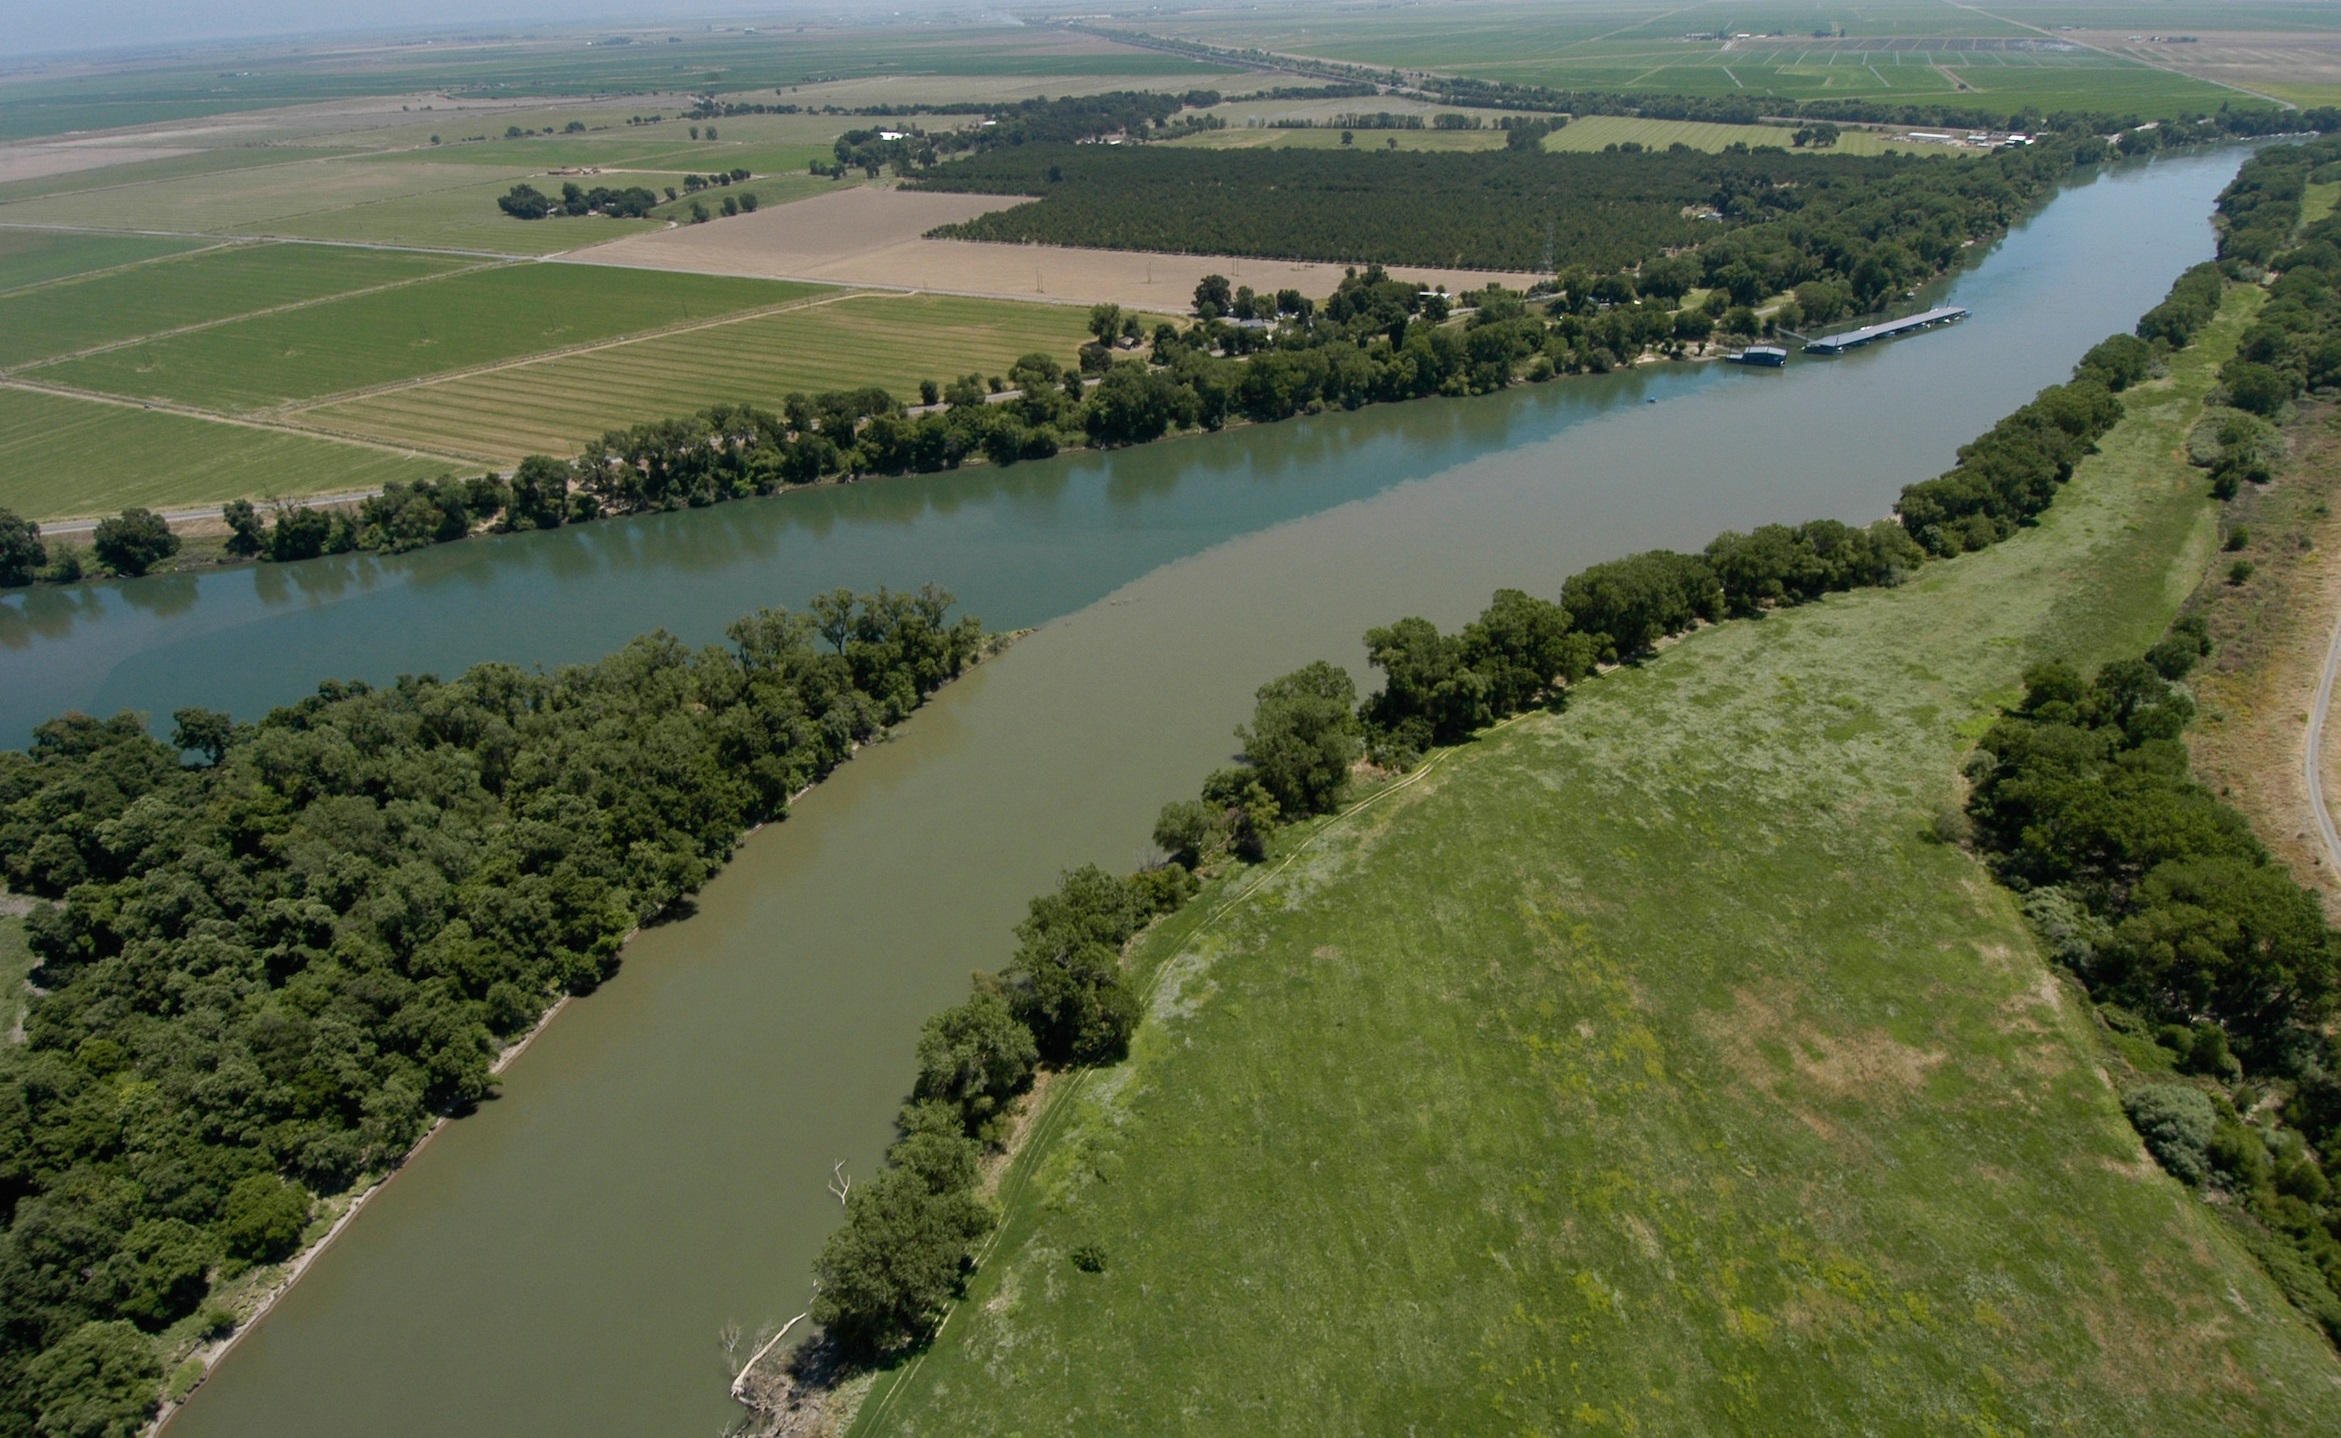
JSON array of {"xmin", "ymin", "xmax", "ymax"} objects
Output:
[
  {"xmin": 1802, "ymin": 306, "xmax": 1969, "ymax": 355},
  {"xmin": 1727, "ymin": 344, "xmax": 1788, "ymax": 367}
]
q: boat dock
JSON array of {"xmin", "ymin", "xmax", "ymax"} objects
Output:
[{"xmin": 1802, "ymin": 306, "xmax": 1969, "ymax": 355}]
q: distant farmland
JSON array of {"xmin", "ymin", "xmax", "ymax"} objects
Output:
[
  {"xmin": 0, "ymin": 388, "xmax": 451, "ymax": 519},
  {"xmin": 303, "ymin": 292, "xmax": 1104, "ymax": 463},
  {"xmin": 38, "ymin": 263, "xmax": 823, "ymax": 411}
]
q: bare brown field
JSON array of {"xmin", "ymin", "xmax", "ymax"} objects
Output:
[
  {"xmin": 566, "ymin": 185, "xmax": 1547, "ymax": 309},
  {"xmin": 2070, "ymin": 30, "xmax": 2341, "ymax": 106}
]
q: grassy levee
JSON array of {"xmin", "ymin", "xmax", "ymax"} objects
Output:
[{"xmin": 857, "ymin": 285, "xmax": 2341, "ymax": 1433}]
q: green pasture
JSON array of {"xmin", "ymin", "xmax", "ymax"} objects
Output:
[
  {"xmin": 41, "ymin": 263, "xmax": 815, "ymax": 412},
  {"xmin": 306, "ymin": 291, "xmax": 1100, "ymax": 463},
  {"xmin": 0, "ymin": 388, "xmax": 449, "ymax": 519},
  {"xmin": 858, "ymin": 290, "xmax": 2341, "ymax": 1434},
  {"xmin": 0, "ymin": 242, "xmax": 470, "ymax": 367},
  {"xmin": 0, "ymin": 229, "xmax": 207, "ymax": 294}
]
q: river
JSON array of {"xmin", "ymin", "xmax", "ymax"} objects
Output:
[{"xmin": 0, "ymin": 147, "xmax": 2245, "ymax": 1437}]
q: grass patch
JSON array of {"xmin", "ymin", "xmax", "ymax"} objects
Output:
[
  {"xmin": 854, "ymin": 290, "xmax": 2341, "ymax": 1432},
  {"xmin": 0, "ymin": 242, "xmax": 471, "ymax": 367},
  {"xmin": 303, "ymin": 291, "xmax": 1101, "ymax": 463},
  {"xmin": 0, "ymin": 229, "xmax": 208, "ymax": 293},
  {"xmin": 39, "ymin": 263, "xmax": 822, "ymax": 412},
  {"xmin": 0, "ymin": 388, "xmax": 449, "ymax": 519},
  {"xmin": 0, "ymin": 915, "xmax": 29, "ymax": 1043}
]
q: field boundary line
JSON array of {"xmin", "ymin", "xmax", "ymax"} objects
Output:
[
  {"xmin": 0, "ymin": 220, "xmax": 532, "ymax": 261},
  {"xmin": 0, "ymin": 237, "xmax": 252, "ymax": 299},
  {"xmin": 11, "ymin": 254, "xmax": 519, "ymax": 370},
  {"xmin": 267, "ymin": 285, "xmax": 874, "ymax": 418}
]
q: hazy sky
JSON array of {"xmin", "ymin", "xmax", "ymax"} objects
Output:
[{"xmin": 4, "ymin": 2, "xmax": 830, "ymax": 58}]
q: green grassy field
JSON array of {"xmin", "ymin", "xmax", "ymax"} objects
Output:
[
  {"xmin": 0, "ymin": 230, "xmax": 209, "ymax": 293},
  {"xmin": 303, "ymin": 292, "xmax": 1103, "ymax": 462},
  {"xmin": 856, "ymin": 288, "xmax": 2341, "ymax": 1434},
  {"xmin": 0, "ymin": 242, "xmax": 472, "ymax": 367},
  {"xmin": 0, "ymin": 388, "xmax": 452, "ymax": 519},
  {"xmin": 1142, "ymin": 0, "xmax": 2262, "ymax": 117},
  {"xmin": 40, "ymin": 263, "xmax": 822, "ymax": 412}
]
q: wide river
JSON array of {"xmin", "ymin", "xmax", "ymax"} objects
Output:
[{"xmin": 0, "ymin": 147, "xmax": 2245, "ymax": 1437}]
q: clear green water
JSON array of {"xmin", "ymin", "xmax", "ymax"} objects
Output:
[{"xmin": 0, "ymin": 150, "xmax": 2247, "ymax": 1438}]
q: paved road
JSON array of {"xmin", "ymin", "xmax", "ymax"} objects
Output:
[{"xmin": 2305, "ymin": 604, "xmax": 2341, "ymax": 872}]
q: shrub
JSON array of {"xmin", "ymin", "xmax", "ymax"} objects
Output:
[
  {"xmin": 911, "ymin": 992, "xmax": 1038, "ymax": 1134},
  {"xmin": 808, "ymin": 1167, "xmax": 992, "ymax": 1358},
  {"xmin": 2124, "ymin": 1083, "xmax": 2215, "ymax": 1185},
  {"xmin": 89, "ymin": 509, "xmax": 179, "ymax": 578},
  {"xmin": 1152, "ymin": 798, "xmax": 1220, "ymax": 869},
  {"xmin": 0, "ymin": 507, "xmax": 46, "ymax": 587},
  {"xmin": 217, "ymin": 1175, "xmax": 310, "ymax": 1267}
]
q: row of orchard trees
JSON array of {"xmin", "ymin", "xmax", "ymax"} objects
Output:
[
  {"xmin": 793, "ymin": 285, "xmax": 2224, "ymax": 1368},
  {"xmin": 0, "ymin": 588, "xmax": 984, "ymax": 1438}
]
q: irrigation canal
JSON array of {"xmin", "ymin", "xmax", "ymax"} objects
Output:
[{"xmin": 0, "ymin": 147, "xmax": 2252, "ymax": 1438}]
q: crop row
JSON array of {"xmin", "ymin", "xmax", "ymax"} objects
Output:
[{"xmin": 306, "ymin": 293, "xmax": 1099, "ymax": 462}]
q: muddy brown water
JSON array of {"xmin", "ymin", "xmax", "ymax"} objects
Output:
[{"xmin": 0, "ymin": 148, "xmax": 2249, "ymax": 1438}]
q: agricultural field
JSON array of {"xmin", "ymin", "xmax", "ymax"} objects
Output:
[
  {"xmin": 858, "ymin": 287, "xmax": 2341, "ymax": 1436},
  {"xmin": 1132, "ymin": 0, "xmax": 2263, "ymax": 117},
  {"xmin": 38, "ymin": 263, "xmax": 822, "ymax": 412},
  {"xmin": 0, "ymin": 229, "xmax": 206, "ymax": 291},
  {"xmin": 1539, "ymin": 112, "xmax": 1917, "ymax": 154},
  {"xmin": 0, "ymin": 242, "xmax": 473, "ymax": 367},
  {"xmin": 1170, "ymin": 125, "xmax": 1512, "ymax": 152},
  {"xmin": 0, "ymin": 388, "xmax": 452, "ymax": 520},
  {"xmin": 303, "ymin": 292, "xmax": 1107, "ymax": 463},
  {"xmin": 0, "ymin": 25, "xmax": 1232, "ymax": 144}
]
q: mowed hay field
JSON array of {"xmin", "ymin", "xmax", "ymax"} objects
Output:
[
  {"xmin": 40, "ymin": 262, "xmax": 825, "ymax": 411},
  {"xmin": 0, "ymin": 228, "xmax": 206, "ymax": 292},
  {"xmin": 859, "ymin": 290, "xmax": 2341, "ymax": 1434},
  {"xmin": 0, "ymin": 389, "xmax": 449, "ymax": 519},
  {"xmin": 0, "ymin": 241, "xmax": 473, "ymax": 366},
  {"xmin": 304, "ymin": 292, "xmax": 1101, "ymax": 462}
]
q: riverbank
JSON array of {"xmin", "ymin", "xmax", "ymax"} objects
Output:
[
  {"xmin": 127, "ymin": 627, "xmax": 1021, "ymax": 1437},
  {"xmin": 852, "ymin": 275, "xmax": 2341, "ymax": 1432}
]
